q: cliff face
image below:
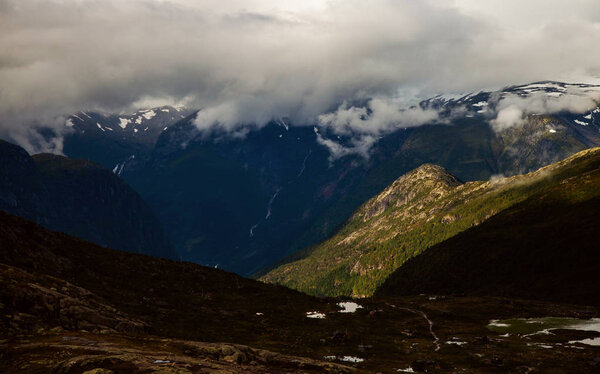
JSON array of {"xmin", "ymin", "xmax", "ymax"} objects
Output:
[{"xmin": 0, "ymin": 140, "xmax": 175, "ymax": 259}]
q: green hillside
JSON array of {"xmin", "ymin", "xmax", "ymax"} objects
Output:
[
  {"xmin": 262, "ymin": 148, "xmax": 600, "ymax": 297},
  {"xmin": 376, "ymin": 152, "xmax": 600, "ymax": 304}
]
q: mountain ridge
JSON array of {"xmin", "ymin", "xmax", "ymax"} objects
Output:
[
  {"xmin": 375, "ymin": 149, "xmax": 600, "ymax": 304},
  {"xmin": 0, "ymin": 140, "xmax": 176, "ymax": 259},
  {"xmin": 263, "ymin": 147, "xmax": 600, "ymax": 297}
]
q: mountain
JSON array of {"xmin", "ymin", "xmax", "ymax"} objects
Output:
[
  {"xmin": 263, "ymin": 148, "xmax": 600, "ymax": 298},
  {"xmin": 124, "ymin": 119, "xmax": 358, "ymax": 274},
  {"xmin": 2, "ymin": 210, "xmax": 600, "ymax": 373},
  {"xmin": 375, "ymin": 149, "xmax": 600, "ymax": 305},
  {"xmin": 54, "ymin": 82, "xmax": 600, "ymax": 275},
  {"xmin": 62, "ymin": 106, "xmax": 188, "ymax": 172},
  {"xmin": 0, "ymin": 140, "xmax": 175, "ymax": 259}
]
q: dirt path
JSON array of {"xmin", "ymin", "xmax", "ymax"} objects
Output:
[{"xmin": 388, "ymin": 303, "xmax": 441, "ymax": 351}]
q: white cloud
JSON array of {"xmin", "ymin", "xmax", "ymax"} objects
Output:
[
  {"xmin": 491, "ymin": 86, "xmax": 600, "ymax": 131},
  {"xmin": 318, "ymin": 98, "xmax": 439, "ymax": 135},
  {"xmin": 492, "ymin": 105, "xmax": 526, "ymax": 131},
  {"xmin": 1, "ymin": 0, "xmax": 600, "ymax": 151},
  {"xmin": 313, "ymin": 97, "xmax": 439, "ymax": 160}
]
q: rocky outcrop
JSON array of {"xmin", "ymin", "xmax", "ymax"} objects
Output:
[
  {"xmin": 358, "ymin": 164, "xmax": 462, "ymax": 221},
  {"xmin": 0, "ymin": 264, "xmax": 149, "ymax": 336}
]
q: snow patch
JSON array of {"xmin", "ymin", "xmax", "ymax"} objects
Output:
[
  {"xmin": 338, "ymin": 302, "xmax": 363, "ymax": 313},
  {"xmin": 548, "ymin": 129, "xmax": 557, "ymax": 133},
  {"xmin": 277, "ymin": 118, "xmax": 289, "ymax": 131},
  {"xmin": 306, "ymin": 311, "xmax": 326, "ymax": 319},
  {"xmin": 96, "ymin": 123, "xmax": 105, "ymax": 132},
  {"xmin": 118, "ymin": 118, "xmax": 130, "ymax": 129},
  {"xmin": 518, "ymin": 83, "xmax": 566, "ymax": 91},
  {"xmin": 112, "ymin": 162, "xmax": 125, "ymax": 176},
  {"xmin": 445, "ymin": 341, "xmax": 467, "ymax": 346},
  {"xmin": 65, "ymin": 119, "xmax": 75, "ymax": 127},
  {"xmin": 143, "ymin": 110, "xmax": 156, "ymax": 120},
  {"xmin": 574, "ymin": 119, "xmax": 588, "ymax": 126},
  {"xmin": 397, "ymin": 368, "xmax": 415, "ymax": 373},
  {"xmin": 339, "ymin": 356, "xmax": 364, "ymax": 363},
  {"xmin": 489, "ymin": 320, "xmax": 510, "ymax": 327},
  {"xmin": 325, "ymin": 356, "xmax": 364, "ymax": 363}
]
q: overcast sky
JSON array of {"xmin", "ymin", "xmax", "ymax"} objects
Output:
[{"xmin": 2, "ymin": 0, "xmax": 600, "ymax": 151}]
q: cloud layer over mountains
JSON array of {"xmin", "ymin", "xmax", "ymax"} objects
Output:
[{"xmin": 2, "ymin": 0, "xmax": 600, "ymax": 152}]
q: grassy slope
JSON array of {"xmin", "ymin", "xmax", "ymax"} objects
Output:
[
  {"xmin": 263, "ymin": 148, "xmax": 600, "ymax": 297},
  {"xmin": 376, "ymin": 161, "xmax": 600, "ymax": 305}
]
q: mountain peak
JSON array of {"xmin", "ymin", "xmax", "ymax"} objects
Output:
[
  {"xmin": 358, "ymin": 163, "xmax": 461, "ymax": 221},
  {"xmin": 406, "ymin": 163, "xmax": 460, "ymax": 183}
]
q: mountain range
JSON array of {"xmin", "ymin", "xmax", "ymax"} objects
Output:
[
  {"xmin": 52, "ymin": 81, "xmax": 600, "ymax": 276},
  {"xmin": 2, "ymin": 92, "xmax": 600, "ymax": 372}
]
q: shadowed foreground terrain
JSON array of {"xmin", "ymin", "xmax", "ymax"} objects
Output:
[{"xmin": 2, "ymin": 211, "xmax": 600, "ymax": 373}]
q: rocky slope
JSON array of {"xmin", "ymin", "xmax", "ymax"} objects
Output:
[
  {"xmin": 0, "ymin": 140, "xmax": 175, "ymax": 259},
  {"xmin": 263, "ymin": 148, "xmax": 600, "ymax": 298}
]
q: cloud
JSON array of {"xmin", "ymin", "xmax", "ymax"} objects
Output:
[
  {"xmin": 492, "ymin": 105, "xmax": 527, "ymax": 131},
  {"xmin": 1, "ymin": 0, "xmax": 600, "ymax": 152},
  {"xmin": 318, "ymin": 98, "xmax": 439, "ymax": 136},
  {"xmin": 491, "ymin": 86, "xmax": 600, "ymax": 131},
  {"xmin": 313, "ymin": 97, "xmax": 439, "ymax": 160}
]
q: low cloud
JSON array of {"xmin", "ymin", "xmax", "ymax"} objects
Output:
[
  {"xmin": 491, "ymin": 87, "xmax": 600, "ymax": 131},
  {"xmin": 318, "ymin": 98, "xmax": 439, "ymax": 136},
  {"xmin": 314, "ymin": 97, "xmax": 439, "ymax": 160},
  {"xmin": 492, "ymin": 105, "xmax": 527, "ymax": 131}
]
